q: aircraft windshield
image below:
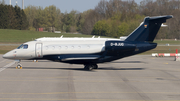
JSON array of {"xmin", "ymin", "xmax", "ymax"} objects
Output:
[{"xmin": 17, "ymin": 44, "xmax": 28, "ymax": 49}]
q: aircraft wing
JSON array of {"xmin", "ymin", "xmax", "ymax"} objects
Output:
[
  {"xmin": 59, "ymin": 54, "xmax": 101, "ymax": 62},
  {"xmin": 61, "ymin": 57, "xmax": 99, "ymax": 61}
]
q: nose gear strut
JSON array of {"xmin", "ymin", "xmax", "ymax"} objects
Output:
[{"xmin": 15, "ymin": 60, "xmax": 22, "ymax": 69}]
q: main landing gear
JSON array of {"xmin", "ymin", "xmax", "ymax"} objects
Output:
[{"xmin": 84, "ymin": 64, "xmax": 98, "ymax": 71}]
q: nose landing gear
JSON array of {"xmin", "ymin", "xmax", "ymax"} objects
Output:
[
  {"xmin": 16, "ymin": 64, "xmax": 22, "ymax": 69},
  {"xmin": 15, "ymin": 60, "xmax": 22, "ymax": 69}
]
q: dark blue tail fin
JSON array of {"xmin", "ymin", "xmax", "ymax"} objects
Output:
[{"xmin": 125, "ymin": 15, "xmax": 173, "ymax": 42}]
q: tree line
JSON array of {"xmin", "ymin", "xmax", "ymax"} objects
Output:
[
  {"xmin": 0, "ymin": 4, "xmax": 28, "ymax": 30},
  {"xmin": 1, "ymin": 0, "xmax": 180, "ymax": 39},
  {"xmin": 87, "ymin": 0, "xmax": 180, "ymax": 39},
  {"xmin": 23, "ymin": 5, "xmax": 89, "ymax": 33}
]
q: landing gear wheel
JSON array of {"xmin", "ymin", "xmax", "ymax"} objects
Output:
[
  {"xmin": 84, "ymin": 65, "xmax": 88, "ymax": 70},
  {"xmin": 16, "ymin": 60, "xmax": 22, "ymax": 69},
  {"xmin": 88, "ymin": 65, "xmax": 94, "ymax": 71},
  {"xmin": 84, "ymin": 65, "xmax": 93, "ymax": 71},
  {"xmin": 16, "ymin": 64, "xmax": 22, "ymax": 69},
  {"xmin": 84, "ymin": 64, "xmax": 98, "ymax": 71},
  {"xmin": 93, "ymin": 64, "xmax": 98, "ymax": 69}
]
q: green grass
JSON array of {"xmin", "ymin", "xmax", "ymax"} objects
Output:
[
  {"xmin": 154, "ymin": 40, "xmax": 180, "ymax": 45},
  {"xmin": 0, "ymin": 29, "xmax": 179, "ymax": 44},
  {"xmin": 0, "ymin": 29, "xmax": 95, "ymax": 43},
  {"xmin": 142, "ymin": 46, "xmax": 180, "ymax": 55},
  {"xmin": 0, "ymin": 45, "xmax": 18, "ymax": 54}
]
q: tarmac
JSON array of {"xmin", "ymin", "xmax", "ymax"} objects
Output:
[{"xmin": 0, "ymin": 54, "xmax": 180, "ymax": 101}]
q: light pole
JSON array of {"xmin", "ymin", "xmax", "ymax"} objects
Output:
[
  {"xmin": 22, "ymin": 0, "xmax": 24, "ymax": 9},
  {"xmin": 16, "ymin": 1, "xmax": 18, "ymax": 6}
]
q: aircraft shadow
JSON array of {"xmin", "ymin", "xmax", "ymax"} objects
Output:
[
  {"xmin": 97, "ymin": 67, "xmax": 145, "ymax": 70},
  {"xmin": 8, "ymin": 67, "xmax": 145, "ymax": 71},
  {"xmin": 21, "ymin": 60, "xmax": 51, "ymax": 62},
  {"xmin": 111, "ymin": 61, "xmax": 145, "ymax": 63},
  {"xmin": 8, "ymin": 67, "xmax": 90, "ymax": 71},
  {"xmin": 57, "ymin": 67, "xmax": 145, "ymax": 71}
]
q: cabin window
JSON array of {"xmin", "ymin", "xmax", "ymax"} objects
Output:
[
  {"xmin": 46, "ymin": 46, "xmax": 48, "ymax": 50},
  {"xmin": 52, "ymin": 46, "xmax": 55, "ymax": 50},
  {"xmin": 87, "ymin": 45, "xmax": 90, "ymax": 49},
  {"xmin": 17, "ymin": 44, "xmax": 28, "ymax": 49}
]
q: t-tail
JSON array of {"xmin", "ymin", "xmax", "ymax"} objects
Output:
[
  {"xmin": 125, "ymin": 15, "xmax": 173, "ymax": 42},
  {"xmin": 105, "ymin": 15, "xmax": 173, "ymax": 60}
]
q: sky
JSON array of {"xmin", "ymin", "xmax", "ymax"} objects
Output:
[{"xmin": 4, "ymin": 0, "xmax": 142, "ymax": 13}]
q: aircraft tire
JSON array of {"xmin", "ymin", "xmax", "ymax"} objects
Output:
[
  {"xmin": 84, "ymin": 65, "xmax": 88, "ymax": 70},
  {"xmin": 88, "ymin": 65, "xmax": 93, "ymax": 71},
  {"xmin": 17, "ymin": 65, "xmax": 21, "ymax": 69},
  {"xmin": 93, "ymin": 64, "xmax": 98, "ymax": 69},
  {"xmin": 84, "ymin": 64, "xmax": 94, "ymax": 71}
]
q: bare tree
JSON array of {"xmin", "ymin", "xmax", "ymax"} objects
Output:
[
  {"xmin": 95, "ymin": 0, "xmax": 107, "ymax": 19},
  {"xmin": 82, "ymin": 10, "xmax": 103, "ymax": 35}
]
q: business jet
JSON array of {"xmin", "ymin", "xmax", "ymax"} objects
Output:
[{"xmin": 3, "ymin": 15, "xmax": 173, "ymax": 70}]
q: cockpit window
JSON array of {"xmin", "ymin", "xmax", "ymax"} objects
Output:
[
  {"xmin": 17, "ymin": 44, "xmax": 23, "ymax": 49},
  {"xmin": 23, "ymin": 45, "xmax": 28, "ymax": 49},
  {"xmin": 17, "ymin": 44, "xmax": 28, "ymax": 49}
]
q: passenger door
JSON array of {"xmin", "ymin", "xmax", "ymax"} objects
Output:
[{"xmin": 35, "ymin": 43, "xmax": 43, "ymax": 58}]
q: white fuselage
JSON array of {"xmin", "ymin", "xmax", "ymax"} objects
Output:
[{"xmin": 3, "ymin": 37, "xmax": 120, "ymax": 60}]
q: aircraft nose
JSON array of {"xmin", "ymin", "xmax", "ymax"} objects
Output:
[
  {"xmin": 3, "ymin": 52, "xmax": 13, "ymax": 59},
  {"xmin": 2, "ymin": 54, "xmax": 5, "ymax": 58},
  {"xmin": 3, "ymin": 53, "xmax": 9, "ymax": 59}
]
